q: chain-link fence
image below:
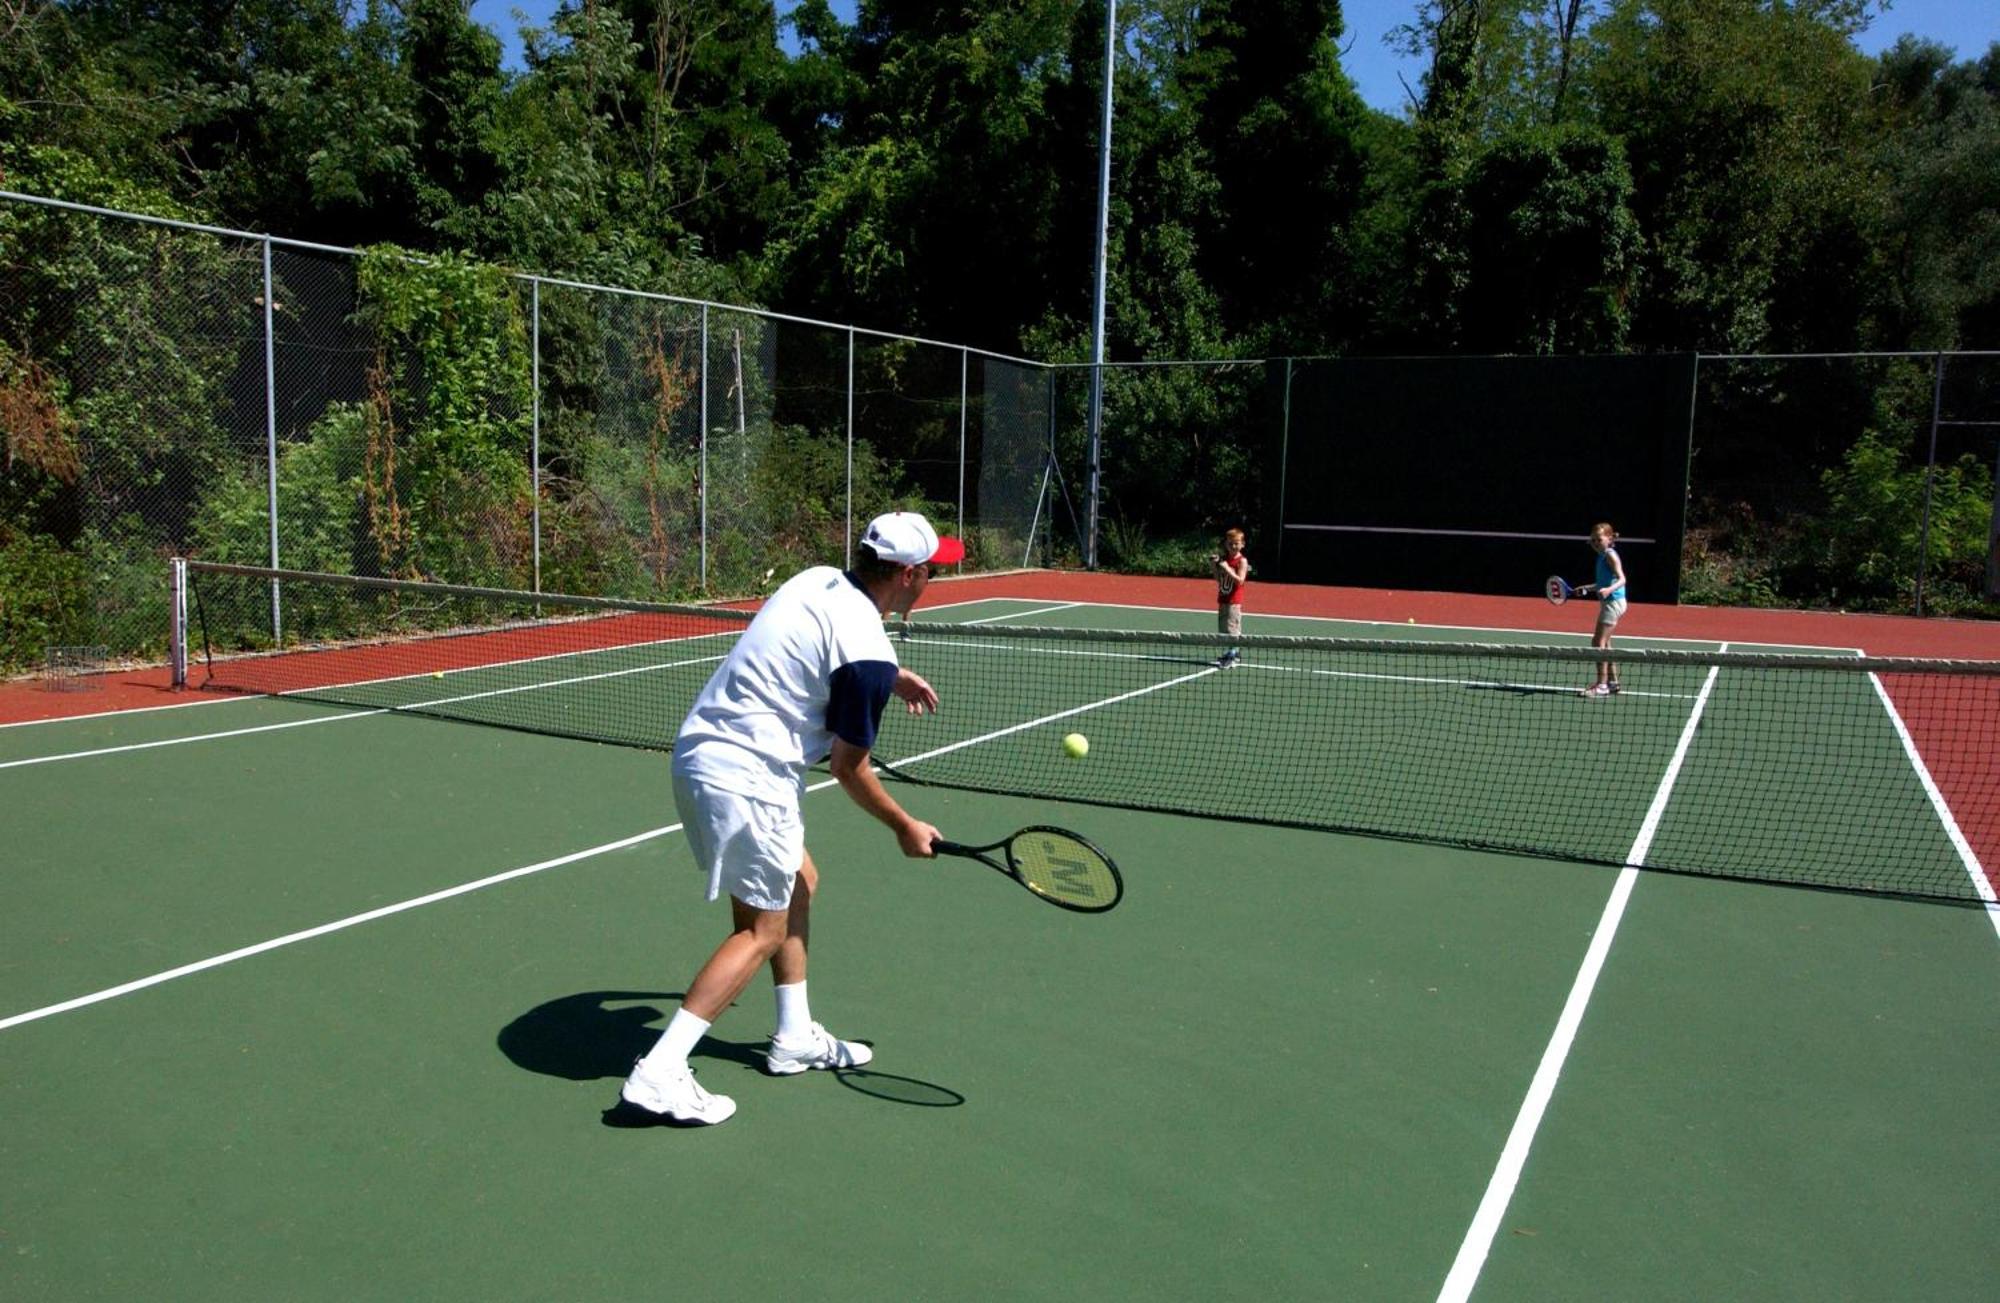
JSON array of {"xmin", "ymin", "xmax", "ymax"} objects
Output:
[
  {"xmin": 6, "ymin": 190, "xmax": 1995, "ymax": 677},
  {"xmin": 1, "ymin": 192, "xmax": 1071, "ymax": 674}
]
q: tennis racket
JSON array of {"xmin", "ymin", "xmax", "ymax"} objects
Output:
[
  {"xmin": 930, "ymin": 826, "xmax": 1124, "ymax": 914},
  {"xmin": 1544, "ymin": 575, "xmax": 1598, "ymax": 606}
]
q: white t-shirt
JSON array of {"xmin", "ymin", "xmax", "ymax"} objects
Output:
[{"xmin": 672, "ymin": 566, "xmax": 900, "ymax": 805}]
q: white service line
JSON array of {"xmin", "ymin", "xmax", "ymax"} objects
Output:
[
  {"xmin": 961, "ymin": 601, "xmax": 1081, "ymax": 624},
  {"xmin": 0, "ymin": 708, "xmax": 385, "ymax": 768},
  {"xmin": 972, "ymin": 594, "xmax": 1854, "ymax": 652},
  {"xmin": 0, "ymin": 663, "xmax": 1177, "ymax": 1033},
  {"xmin": 1437, "ymin": 647, "xmax": 1728, "ymax": 1303},
  {"xmin": 0, "ymin": 776, "xmax": 833, "ymax": 1034}
]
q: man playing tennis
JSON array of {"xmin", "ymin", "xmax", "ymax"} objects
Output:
[{"xmin": 617, "ymin": 511, "xmax": 962, "ymax": 1125}]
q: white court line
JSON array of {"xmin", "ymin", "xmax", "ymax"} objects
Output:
[
  {"xmin": 0, "ymin": 821, "xmax": 691, "ymax": 1033},
  {"xmin": 962, "ymin": 601, "xmax": 1080, "ymax": 623},
  {"xmin": 900, "ymin": 635, "xmax": 1703, "ymax": 702},
  {"xmin": 963, "ymin": 594, "xmax": 1863, "ymax": 654},
  {"xmin": 1437, "ymin": 647, "xmax": 1728, "ymax": 1303},
  {"xmin": 1864, "ymin": 672, "xmax": 2000, "ymax": 941},
  {"xmin": 0, "ymin": 650, "xmax": 730, "ymax": 770},
  {"xmin": 0, "ymin": 668, "xmax": 1180, "ymax": 1033},
  {"xmin": 0, "ymin": 692, "xmax": 257, "ymax": 728},
  {"xmin": 0, "ymin": 709, "xmax": 386, "ymax": 769}
]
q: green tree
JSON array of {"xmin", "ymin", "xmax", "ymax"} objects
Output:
[
  {"xmin": 1870, "ymin": 39, "xmax": 2000, "ymax": 349},
  {"xmin": 1585, "ymin": 0, "xmax": 1884, "ymax": 352},
  {"xmin": 1452, "ymin": 123, "xmax": 1640, "ymax": 351}
]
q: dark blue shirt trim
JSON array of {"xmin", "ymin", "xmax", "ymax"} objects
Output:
[{"xmin": 828, "ymin": 660, "xmax": 898, "ymax": 751}]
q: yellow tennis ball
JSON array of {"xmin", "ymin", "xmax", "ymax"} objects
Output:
[
  {"xmin": 1407, "ymin": 617, "xmax": 1415, "ymax": 623},
  {"xmin": 432, "ymin": 670, "xmax": 446, "ymax": 679},
  {"xmin": 1062, "ymin": 732, "xmax": 1089, "ymax": 758}
]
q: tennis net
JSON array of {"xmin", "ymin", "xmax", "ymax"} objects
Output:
[{"xmin": 176, "ymin": 561, "xmax": 1999, "ymax": 903}]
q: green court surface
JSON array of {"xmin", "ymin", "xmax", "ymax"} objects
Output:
[{"xmin": 2, "ymin": 599, "xmax": 1995, "ymax": 1301}]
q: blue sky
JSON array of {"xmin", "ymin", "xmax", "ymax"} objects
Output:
[{"xmin": 469, "ymin": 0, "xmax": 1998, "ymax": 117}]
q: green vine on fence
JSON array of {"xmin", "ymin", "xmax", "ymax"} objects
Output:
[{"xmin": 354, "ymin": 247, "xmax": 534, "ymax": 582}]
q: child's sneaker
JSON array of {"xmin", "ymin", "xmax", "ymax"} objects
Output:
[
  {"xmin": 618, "ymin": 1062, "xmax": 736, "ymax": 1125},
  {"xmin": 1581, "ymin": 682, "xmax": 1612, "ymax": 698},
  {"xmin": 1608, "ymin": 681, "xmax": 1622, "ymax": 695},
  {"xmin": 766, "ymin": 1022, "xmax": 873, "ymax": 1075}
]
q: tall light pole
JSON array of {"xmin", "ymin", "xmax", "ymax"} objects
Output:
[{"xmin": 1085, "ymin": 0, "xmax": 1116, "ymax": 569}]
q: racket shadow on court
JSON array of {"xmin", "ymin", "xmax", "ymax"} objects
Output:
[{"xmin": 496, "ymin": 991, "xmax": 963, "ymax": 1113}]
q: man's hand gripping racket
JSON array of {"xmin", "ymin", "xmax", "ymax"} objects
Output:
[{"xmin": 930, "ymin": 826, "xmax": 1125, "ymax": 914}]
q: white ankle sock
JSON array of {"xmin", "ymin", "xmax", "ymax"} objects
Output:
[
  {"xmin": 774, "ymin": 981, "xmax": 812, "ymax": 1041},
  {"xmin": 635, "ymin": 1008, "xmax": 710, "ymax": 1078}
]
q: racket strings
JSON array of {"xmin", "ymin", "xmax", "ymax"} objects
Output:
[{"xmin": 1010, "ymin": 833, "xmax": 1120, "ymax": 907}]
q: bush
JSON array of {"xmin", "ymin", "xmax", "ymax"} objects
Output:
[
  {"xmin": 1809, "ymin": 432, "xmax": 1995, "ymax": 612},
  {"xmin": 0, "ymin": 529, "xmax": 96, "ymax": 673}
]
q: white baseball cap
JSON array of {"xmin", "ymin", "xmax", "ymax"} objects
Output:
[{"xmin": 860, "ymin": 511, "xmax": 965, "ymax": 566}]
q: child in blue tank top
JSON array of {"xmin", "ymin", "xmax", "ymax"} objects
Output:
[{"xmin": 1582, "ymin": 522, "xmax": 1628, "ymax": 697}]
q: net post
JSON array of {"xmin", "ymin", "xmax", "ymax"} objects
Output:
[{"xmin": 169, "ymin": 557, "xmax": 188, "ymax": 689}]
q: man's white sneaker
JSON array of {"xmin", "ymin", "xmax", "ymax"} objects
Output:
[
  {"xmin": 766, "ymin": 1022, "xmax": 873, "ymax": 1075},
  {"xmin": 619, "ymin": 1062, "xmax": 737, "ymax": 1125}
]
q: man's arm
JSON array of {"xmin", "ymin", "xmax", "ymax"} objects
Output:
[{"xmin": 830, "ymin": 738, "xmax": 939, "ymax": 857}]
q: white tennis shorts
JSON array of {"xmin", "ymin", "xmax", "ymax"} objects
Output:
[
  {"xmin": 672, "ymin": 770, "xmax": 805, "ymax": 911},
  {"xmin": 1597, "ymin": 596, "xmax": 1628, "ymax": 629}
]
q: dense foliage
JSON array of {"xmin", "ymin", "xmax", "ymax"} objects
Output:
[{"xmin": 2, "ymin": 0, "xmax": 1996, "ymax": 663}]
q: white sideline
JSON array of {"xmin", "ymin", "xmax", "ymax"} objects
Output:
[
  {"xmin": 0, "ymin": 664, "xmax": 1164, "ymax": 1034},
  {"xmin": 1436, "ymin": 648, "xmax": 1728, "ymax": 1303},
  {"xmin": 1864, "ymin": 671, "xmax": 2000, "ymax": 941}
]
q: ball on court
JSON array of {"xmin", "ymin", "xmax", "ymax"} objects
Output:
[
  {"xmin": 1062, "ymin": 732, "xmax": 1089, "ymax": 759},
  {"xmin": 1407, "ymin": 617, "xmax": 1415, "ymax": 623},
  {"xmin": 432, "ymin": 670, "xmax": 445, "ymax": 679}
]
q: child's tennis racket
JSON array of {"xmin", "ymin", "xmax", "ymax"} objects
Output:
[
  {"xmin": 1544, "ymin": 575, "xmax": 1598, "ymax": 606},
  {"xmin": 930, "ymin": 826, "xmax": 1124, "ymax": 913}
]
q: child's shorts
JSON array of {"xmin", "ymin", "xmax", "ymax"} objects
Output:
[
  {"xmin": 1597, "ymin": 596, "xmax": 1628, "ymax": 629},
  {"xmin": 671, "ymin": 769, "xmax": 805, "ymax": 911}
]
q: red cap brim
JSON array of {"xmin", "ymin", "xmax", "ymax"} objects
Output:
[{"xmin": 930, "ymin": 536, "xmax": 966, "ymax": 565}]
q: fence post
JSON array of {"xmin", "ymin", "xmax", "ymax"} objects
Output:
[
  {"xmin": 262, "ymin": 237, "xmax": 281, "ymax": 641},
  {"xmin": 1276, "ymin": 357, "xmax": 1293, "ymax": 579},
  {"xmin": 1083, "ymin": 0, "xmax": 1116, "ymax": 572},
  {"xmin": 1915, "ymin": 351, "xmax": 1945, "ymax": 616},
  {"xmin": 958, "ymin": 348, "xmax": 968, "ymax": 571},
  {"xmin": 845, "ymin": 327, "xmax": 855, "ymax": 568},
  {"xmin": 531, "ymin": 277, "xmax": 542, "ymax": 594},
  {"xmin": 700, "ymin": 303, "xmax": 709, "ymax": 590},
  {"xmin": 1988, "ymin": 433, "xmax": 2000, "ymax": 601}
]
